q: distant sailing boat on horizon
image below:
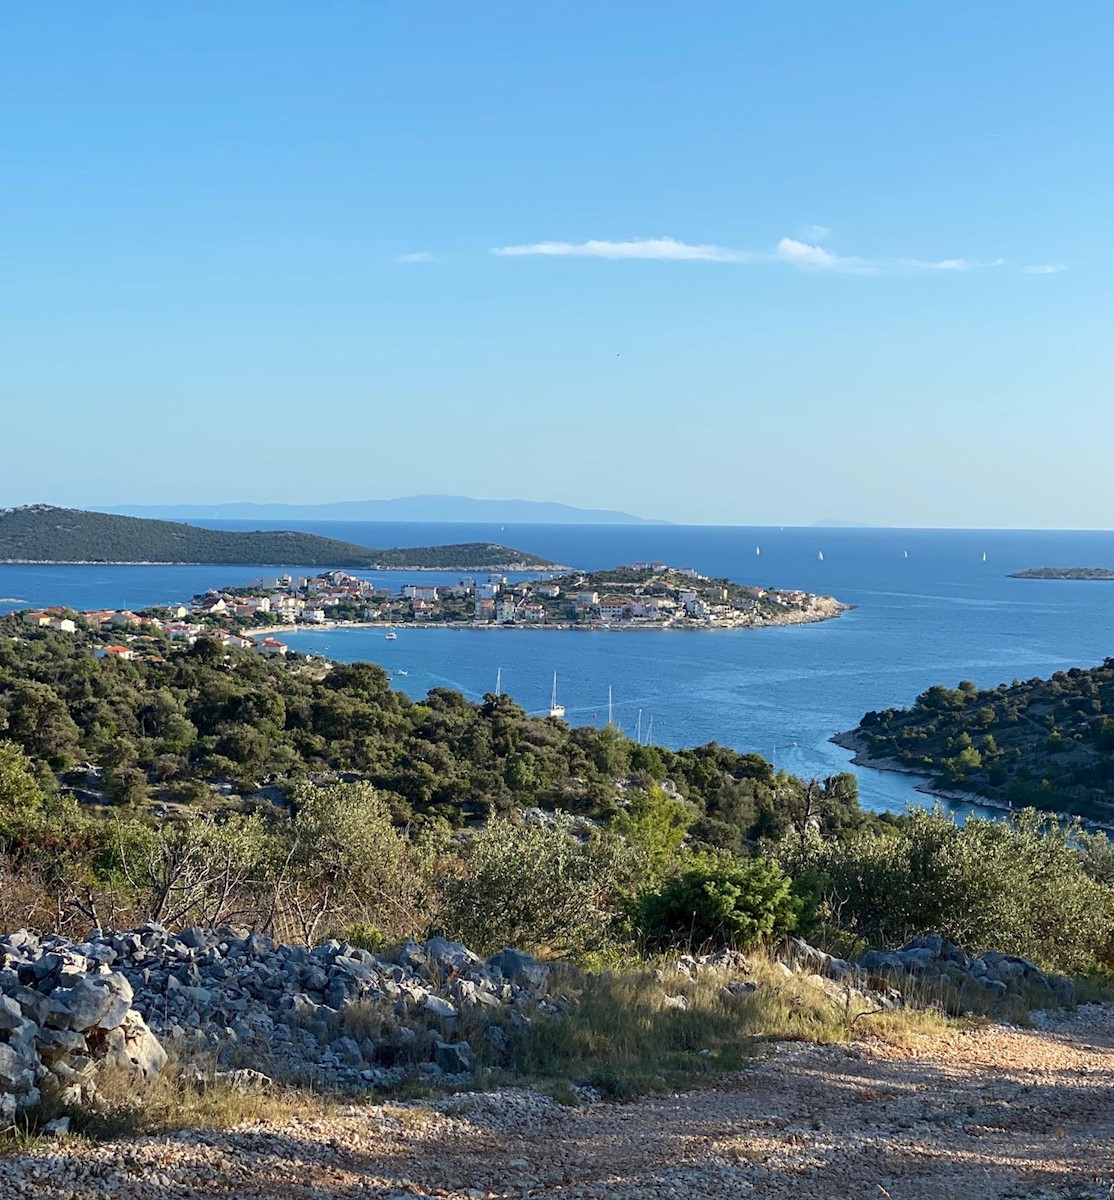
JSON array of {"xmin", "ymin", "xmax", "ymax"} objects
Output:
[
  {"xmin": 755, "ymin": 545, "xmax": 761, "ymax": 556},
  {"xmin": 818, "ymin": 550, "xmax": 825, "ymax": 562},
  {"xmin": 548, "ymin": 672, "xmax": 565, "ymax": 719},
  {"xmin": 495, "ymin": 667, "xmax": 502, "ymax": 697},
  {"xmin": 903, "ymin": 549, "xmax": 909, "ymax": 559},
  {"xmin": 982, "ymin": 550, "xmax": 988, "ymax": 563}
]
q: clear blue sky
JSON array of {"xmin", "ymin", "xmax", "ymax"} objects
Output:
[{"xmin": 3, "ymin": 2, "xmax": 1111, "ymax": 527}]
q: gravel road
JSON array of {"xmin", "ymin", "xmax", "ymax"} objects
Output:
[{"xmin": 4, "ymin": 1005, "xmax": 1111, "ymax": 1199}]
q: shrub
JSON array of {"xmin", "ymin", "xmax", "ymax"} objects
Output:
[
  {"xmin": 636, "ymin": 854, "xmax": 798, "ymax": 950},
  {"xmin": 779, "ymin": 807, "xmax": 1114, "ymax": 973},
  {"xmin": 438, "ymin": 815, "xmax": 639, "ymax": 958}
]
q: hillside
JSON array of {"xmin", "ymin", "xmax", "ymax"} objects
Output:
[
  {"xmin": 840, "ymin": 660, "xmax": 1114, "ymax": 819},
  {"xmin": 0, "ymin": 506, "xmax": 558, "ymax": 570}
]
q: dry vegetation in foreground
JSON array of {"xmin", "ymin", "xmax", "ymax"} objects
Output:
[{"xmin": 0, "ymin": 949, "xmax": 1041, "ymax": 1156}]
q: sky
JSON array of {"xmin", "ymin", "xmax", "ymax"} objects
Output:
[{"xmin": 2, "ymin": 1, "xmax": 1112, "ymax": 528}]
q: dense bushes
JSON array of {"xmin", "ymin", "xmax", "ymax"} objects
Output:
[
  {"xmin": 636, "ymin": 855, "xmax": 798, "ymax": 950},
  {"xmin": 779, "ymin": 808, "xmax": 1114, "ymax": 973},
  {"xmin": 439, "ymin": 816, "xmax": 640, "ymax": 958}
]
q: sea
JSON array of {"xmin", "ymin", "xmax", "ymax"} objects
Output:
[{"xmin": 3, "ymin": 522, "xmax": 1113, "ymax": 821}]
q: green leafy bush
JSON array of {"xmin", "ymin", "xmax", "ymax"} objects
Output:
[
  {"xmin": 636, "ymin": 854, "xmax": 798, "ymax": 950},
  {"xmin": 439, "ymin": 815, "xmax": 639, "ymax": 958},
  {"xmin": 779, "ymin": 807, "xmax": 1114, "ymax": 973}
]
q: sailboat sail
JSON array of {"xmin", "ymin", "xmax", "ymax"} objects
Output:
[{"xmin": 548, "ymin": 672, "xmax": 565, "ymax": 719}]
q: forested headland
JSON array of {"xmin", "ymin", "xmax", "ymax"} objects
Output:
[
  {"xmin": 0, "ymin": 505, "xmax": 558, "ymax": 570},
  {"xmin": 843, "ymin": 660, "xmax": 1114, "ymax": 821}
]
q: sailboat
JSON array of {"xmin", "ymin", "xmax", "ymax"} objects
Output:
[
  {"xmin": 495, "ymin": 667, "xmax": 502, "ymax": 697},
  {"xmin": 755, "ymin": 546, "xmax": 761, "ymax": 556},
  {"xmin": 982, "ymin": 551, "xmax": 988, "ymax": 563},
  {"xmin": 548, "ymin": 672, "xmax": 565, "ymax": 719},
  {"xmin": 903, "ymin": 549, "xmax": 909, "ymax": 559},
  {"xmin": 818, "ymin": 550, "xmax": 825, "ymax": 562},
  {"xmin": 385, "ymin": 625, "xmax": 397, "ymax": 641}
]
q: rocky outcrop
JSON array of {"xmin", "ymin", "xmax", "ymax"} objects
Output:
[
  {"xmin": 0, "ymin": 931, "xmax": 165, "ymax": 1126},
  {"xmin": 0, "ymin": 925, "xmax": 555, "ymax": 1127},
  {"xmin": 785, "ymin": 933, "xmax": 1075, "ymax": 1007}
]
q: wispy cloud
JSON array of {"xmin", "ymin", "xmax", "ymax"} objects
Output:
[
  {"xmin": 491, "ymin": 235, "xmax": 1013, "ymax": 275},
  {"xmin": 1023, "ymin": 263, "xmax": 1065, "ymax": 274},
  {"xmin": 491, "ymin": 237, "xmax": 754, "ymax": 263},
  {"xmin": 396, "ymin": 251, "xmax": 437, "ymax": 263},
  {"xmin": 800, "ymin": 224, "xmax": 832, "ymax": 241}
]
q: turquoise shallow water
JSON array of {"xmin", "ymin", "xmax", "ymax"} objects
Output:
[{"xmin": 3, "ymin": 522, "xmax": 1113, "ymax": 818}]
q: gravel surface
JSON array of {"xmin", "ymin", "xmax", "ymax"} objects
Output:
[{"xmin": 3, "ymin": 1006, "xmax": 1112, "ymax": 1199}]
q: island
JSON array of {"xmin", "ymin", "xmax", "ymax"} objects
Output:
[
  {"xmin": 181, "ymin": 562, "xmax": 849, "ymax": 632},
  {"xmin": 834, "ymin": 660, "xmax": 1114, "ymax": 823},
  {"xmin": 1009, "ymin": 567, "xmax": 1114, "ymax": 581},
  {"xmin": 0, "ymin": 505, "xmax": 560, "ymax": 571}
]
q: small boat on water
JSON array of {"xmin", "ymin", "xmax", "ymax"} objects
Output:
[
  {"xmin": 818, "ymin": 550, "xmax": 825, "ymax": 562},
  {"xmin": 982, "ymin": 551, "xmax": 988, "ymax": 563},
  {"xmin": 397, "ymin": 669, "xmax": 408, "ymax": 676},
  {"xmin": 755, "ymin": 546, "xmax": 761, "ymax": 556},
  {"xmin": 385, "ymin": 626, "xmax": 397, "ymax": 640},
  {"xmin": 903, "ymin": 549, "xmax": 909, "ymax": 559},
  {"xmin": 548, "ymin": 672, "xmax": 565, "ymax": 719}
]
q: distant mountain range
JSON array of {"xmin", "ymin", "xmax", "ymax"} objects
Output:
[{"xmin": 103, "ymin": 495, "xmax": 668, "ymax": 525}]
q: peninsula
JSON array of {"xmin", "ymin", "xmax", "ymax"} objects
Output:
[
  {"xmin": 835, "ymin": 659, "xmax": 1114, "ymax": 823},
  {"xmin": 191, "ymin": 562, "xmax": 848, "ymax": 633},
  {"xmin": 1009, "ymin": 566, "xmax": 1114, "ymax": 581},
  {"xmin": 0, "ymin": 506, "xmax": 560, "ymax": 571}
]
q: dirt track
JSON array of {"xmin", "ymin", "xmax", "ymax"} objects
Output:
[{"xmin": 5, "ymin": 1006, "xmax": 1112, "ymax": 1199}]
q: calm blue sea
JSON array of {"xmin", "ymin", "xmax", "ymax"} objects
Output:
[{"xmin": 3, "ymin": 521, "xmax": 1113, "ymax": 820}]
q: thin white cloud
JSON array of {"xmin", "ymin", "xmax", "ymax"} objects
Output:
[
  {"xmin": 801, "ymin": 224, "xmax": 832, "ymax": 241},
  {"xmin": 396, "ymin": 251, "xmax": 437, "ymax": 263},
  {"xmin": 898, "ymin": 257, "xmax": 1006, "ymax": 271},
  {"xmin": 774, "ymin": 237, "xmax": 864, "ymax": 271},
  {"xmin": 1023, "ymin": 263, "xmax": 1065, "ymax": 274},
  {"xmin": 491, "ymin": 237, "xmax": 754, "ymax": 263},
  {"xmin": 491, "ymin": 236, "xmax": 1019, "ymax": 275}
]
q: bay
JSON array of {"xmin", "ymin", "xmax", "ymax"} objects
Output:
[{"xmin": 3, "ymin": 521, "xmax": 1113, "ymax": 820}]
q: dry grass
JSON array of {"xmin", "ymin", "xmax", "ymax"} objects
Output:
[
  {"xmin": 8, "ymin": 950, "xmax": 1096, "ymax": 1147},
  {"xmin": 500, "ymin": 952, "xmax": 960, "ymax": 1100}
]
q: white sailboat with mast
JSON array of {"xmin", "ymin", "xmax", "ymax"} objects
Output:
[{"xmin": 548, "ymin": 672, "xmax": 565, "ymax": 719}]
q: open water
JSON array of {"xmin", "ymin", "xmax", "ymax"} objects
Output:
[{"xmin": 3, "ymin": 522, "xmax": 1113, "ymax": 819}]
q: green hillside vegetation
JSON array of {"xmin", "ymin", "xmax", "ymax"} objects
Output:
[
  {"xmin": 0, "ymin": 621, "xmax": 1111, "ymax": 977},
  {"xmin": 0, "ymin": 616, "xmax": 866, "ymax": 844},
  {"xmin": 849, "ymin": 660, "xmax": 1114, "ymax": 820},
  {"xmin": 0, "ymin": 506, "xmax": 558, "ymax": 570}
]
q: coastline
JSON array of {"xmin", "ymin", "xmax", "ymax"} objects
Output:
[
  {"xmin": 0, "ymin": 559, "xmax": 567, "ymax": 572},
  {"xmin": 831, "ymin": 728, "xmax": 1114, "ymax": 831},
  {"xmin": 252, "ymin": 603, "xmax": 850, "ymax": 640}
]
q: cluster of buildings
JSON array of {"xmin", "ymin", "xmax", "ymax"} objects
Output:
[{"xmin": 14, "ymin": 563, "xmax": 837, "ymax": 655}]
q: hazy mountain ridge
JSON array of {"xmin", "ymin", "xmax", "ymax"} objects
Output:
[{"xmin": 104, "ymin": 494, "xmax": 668, "ymax": 525}]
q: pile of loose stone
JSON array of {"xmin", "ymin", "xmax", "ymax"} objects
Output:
[
  {"xmin": 0, "ymin": 923, "xmax": 1079, "ymax": 1129},
  {"xmin": 0, "ymin": 924, "xmax": 556, "ymax": 1128},
  {"xmin": 0, "ymin": 930, "xmax": 167, "ymax": 1127},
  {"xmin": 786, "ymin": 932, "xmax": 1076, "ymax": 1007}
]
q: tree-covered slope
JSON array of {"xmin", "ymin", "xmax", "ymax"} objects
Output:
[
  {"xmin": 0, "ymin": 506, "xmax": 557, "ymax": 569},
  {"xmin": 0, "ymin": 617, "xmax": 868, "ymax": 847},
  {"xmin": 845, "ymin": 660, "xmax": 1114, "ymax": 819}
]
